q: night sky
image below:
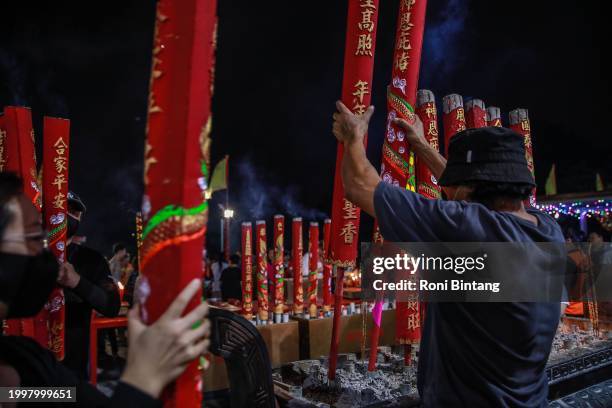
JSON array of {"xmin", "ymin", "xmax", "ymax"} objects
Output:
[{"xmin": 1, "ymin": 0, "xmax": 610, "ymax": 255}]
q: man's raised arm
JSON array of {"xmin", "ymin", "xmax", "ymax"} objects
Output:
[{"xmin": 332, "ymin": 101, "xmax": 380, "ymax": 217}]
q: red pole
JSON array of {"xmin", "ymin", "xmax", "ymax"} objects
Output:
[
  {"xmin": 486, "ymin": 106, "xmax": 502, "ymax": 127},
  {"xmin": 509, "ymin": 109, "xmax": 536, "ymax": 206},
  {"xmin": 42, "ymin": 116, "xmax": 71, "ymax": 360},
  {"xmin": 328, "ymin": 0, "xmax": 380, "ymax": 381},
  {"xmin": 375, "ymin": 0, "xmax": 429, "ymax": 367},
  {"xmin": 241, "ymin": 222, "xmax": 253, "ymax": 320},
  {"xmin": 308, "ymin": 222, "xmax": 319, "ymax": 318},
  {"xmin": 3, "ymin": 106, "xmax": 41, "ymax": 339},
  {"xmin": 0, "ymin": 114, "xmax": 7, "ymax": 172},
  {"xmin": 465, "ymin": 98, "xmax": 487, "ymax": 128},
  {"xmin": 273, "ymin": 215, "xmax": 285, "ymax": 320},
  {"xmin": 292, "ymin": 218, "xmax": 304, "ymax": 315},
  {"xmin": 328, "ymin": 266, "xmax": 345, "ymax": 381},
  {"xmin": 255, "ymin": 221, "xmax": 269, "ymax": 322},
  {"xmin": 140, "ymin": 0, "xmax": 217, "ymax": 405},
  {"xmin": 442, "ymin": 94, "xmax": 466, "ymax": 157},
  {"xmin": 415, "ymin": 89, "xmax": 442, "ymax": 199},
  {"xmin": 322, "ymin": 219, "xmax": 333, "ymax": 313}
]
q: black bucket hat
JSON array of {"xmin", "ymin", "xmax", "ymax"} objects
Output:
[{"xmin": 438, "ymin": 126, "xmax": 535, "ymax": 187}]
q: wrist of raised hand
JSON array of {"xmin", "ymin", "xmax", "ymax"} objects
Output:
[{"xmin": 121, "ymin": 367, "xmax": 163, "ymax": 399}]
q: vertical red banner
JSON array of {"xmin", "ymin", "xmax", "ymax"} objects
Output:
[
  {"xmin": 509, "ymin": 108, "xmax": 536, "ymax": 206},
  {"xmin": 415, "ymin": 89, "xmax": 441, "ymax": 199},
  {"xmin": 465, "ymin": 99, "xmax": 487, "ymax": 128},
  {"xmin": 255, "ymin": 221, "xmax": 269, "ymax": 322},
  {"xmin": 140, "ymin": 0, "xmax": 217, "ymax": 405},
  {"xmin": 442, "ymin": 94, "xmax": 466, "ymax": 157},
  {"xmin": 328, "ymin": 0, "xmax": 380, "ymax": 267},
  {"xmin": 385, "ymin": 0, "xmax": 429, "ymax": 351},
  {"xmin": 328, "ymin": 0, "xmax": 381, "ymax": 380},
  {"xmin": 42, "ymin": 117, "xmax": 70, "ymax": 360},
  {"xmin": 3, "ymin": 106, "xmax": 41, "ymax": 338},
  {"xmin": 486, "ymin": 106, "xmax": 502, "ymax": 127},
  {"xmin": 0, "ymin": 114, "xmax": 7, "ymax": 172},
  {"xmin": 291, "ymin": 218, "xmax": 304, "ymax": 315},
  {"xmin": 273, "ymin": 215, "xmax": 285, "ymax": 315},
  {"xmin": 241, "ymin": 222, "xmax": 253, "ymax": 320},
  {"xmin": 308, "ymin": 222, "xmax": 319, "ymax": 318},
  {"xmin": 322, "ymin": 219, "xmax": 332, "ymax": 312},
  {"xmin": 3, "ymin": 107, "xmax": 41, "ymax": 209},
  {"xmin": 379, "ymin": 0, "xmax": 428, "ymax": 195}
]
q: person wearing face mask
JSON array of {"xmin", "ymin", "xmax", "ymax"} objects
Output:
[
  {"xmin": 332, "ymin": 102, "xmax": 565, "ymax": 408},
  {"xmin": 58, "ymin": 191, "xmax": 122, "ymax": 379},
  {"xmin": 0, "ymin": 172, "xmax": 211, "ymax": 407}
]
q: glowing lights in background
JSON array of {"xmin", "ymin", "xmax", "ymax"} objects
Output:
[{"xmin": 536, "ymin": 199, "xmax": 611, "ymax": 230}]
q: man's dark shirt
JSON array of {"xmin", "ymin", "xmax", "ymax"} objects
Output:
[
  {"xmin": 65, "ymin": 243, "xmax": 120, "ymax": 378},
  {"xmin": 374, "ymin": 182, "xmax": 564, "ymax": 408},
  {"xmin": 0, "ymin": 335, "xmax": 160, "ymax": 407},
  {"xmin": 220, "ymin": 265, "xmax": 242, "ymax": 300}
]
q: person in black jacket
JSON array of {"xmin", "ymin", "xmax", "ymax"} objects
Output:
[
  {"xmin": 220, "ymin": 254, "xmax": 242, "ymax": 301},
  {"xmin": 56, "ymin": 191, "xmax": 121, "ymax": 378},
  {"xmin": 0, "ymin": 172, "xmax": 210, "ymax": 407}
]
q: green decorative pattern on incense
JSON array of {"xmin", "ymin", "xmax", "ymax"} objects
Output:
[
  {"xmin": 143, "ymin": 201, "xmax": 208, "ymax": 239},
  {"xmin": 48, "ymin": 220, "xmax": 67, "ymax": 241},
  {"xmin": 387, "ymin": 88, "xmax": 415, "ymax": 114}
]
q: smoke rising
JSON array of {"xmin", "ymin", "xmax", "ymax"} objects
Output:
[{"xmin": 421, "ymin": 0, "xmax": 469, "ymax": 87}]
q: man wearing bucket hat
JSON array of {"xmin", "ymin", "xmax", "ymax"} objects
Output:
[
  {"xmin": 60, "ymin": 191, "xmax": 121, "ymax": 379},
  {"xmin": 332, "ymin": 101, "xmax": 564, "ymax": 407}
]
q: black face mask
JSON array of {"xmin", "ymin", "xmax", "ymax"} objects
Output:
[
  {"xmin": 0, "ymin": 251, "xmax": 59, "ymax": 318},
  {"xmin": 67, "ymin": 216, "xmax": 80, "ymax": 238}
]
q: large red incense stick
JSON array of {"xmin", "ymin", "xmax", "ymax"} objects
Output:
[
  {"xmin": 308, "ymin": 222, "xmax": 319, "ymax": 318},
  {"xmin": 322, "ymin": 219, "xmax": 333, "ymax": 313},
  {"xmin": 140, "ymin": 0, "xmax": 216, "ymax": 405},
  {"xmin": 442, "ymin": 94, "xmax": 466, "ymax": 157},
  {"xmin": 3, "ymin": 106, "xmax": 41, "ymax": 339},
  {"xmin": 509, "ymin": 108, "xmax": 536, "ymax": 206},
  {"xmin": 486, "ymin": 106, "xmax": 502, "ymax": 127},
  {"xmin": 273, "ymin": 215, "xmax": 285, "ymax": 318},
  {"xmin": 0, "ymin": 114, "xmax": 7, "ymax": 172},
  {"xmin": 241, "ymin": 222, "xmax": 253, "ymax": 320},
  {"xmin": 42, "ymin": 116, "xmax": 70, "ymax": 360},
  {"xmin": 415, "ymin": 89, "xmax": 441, "ymax": 200},
  {"xmin": 292, "ymin": 218, "xmax": 304, "ymax": 315},
  {"xmin": 465, "ymin": 99, "xmax": 487, "ymax": 128},
  {"xmin": 255, "ymin": 221, "xmax": 269, "ymax": 322},
  {"xmin": 328, "ymin": 0, "xmax": 380, "ymax": 381},
  {"xmin": 368, "ymin": 0, "xmax": 429, "ymax": 371}
]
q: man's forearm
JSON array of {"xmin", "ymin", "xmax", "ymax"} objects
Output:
[
  {"xmin": 341, "ymin": 139, "xmax": 380, "ymax": 217},
  {"xmin": 412, "ymin": 142, "xmax": 447, "ymax": 180}
]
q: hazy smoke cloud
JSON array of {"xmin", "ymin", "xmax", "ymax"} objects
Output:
[
  {"xmin": 0, "ymin": 50, "xmax": 27, "ymax": 105},
  {"xmin": 421, "ymin": 0, "xmax": 469, "ymax": 86}
]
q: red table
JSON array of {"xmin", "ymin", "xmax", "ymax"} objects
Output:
[{"xmin": 89, "ymin": 313, "xmax": 128, "ymax": 385}]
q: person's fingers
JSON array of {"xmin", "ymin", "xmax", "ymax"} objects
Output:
[
  {"xmin": 179, "ymin": 319, "xmax": 210, "ymax": 346},
  {"xmin": 392, "ymin": 117, "xmax": 411, "ymax": 130},
  {"xmin": 127, "ymin": 304, "xmax": 146, "ymax": 344},
  {"xmin": 178, "ymin": 301, "xmax": 209, "ymax": 330},
  {"xmin": 363, "ymin": 105, "xmax": 375, "ymax": 122},
  {"xmin": 177, "ymin": 338, "xmax": 210, "ymax": 365},
  {"xmin": 335, "ymin": 100, "xmax": 352, "ymax": 115},
  {"xmin": 160, "ymin": 279, "xmax": 200, "ymax": 321}
]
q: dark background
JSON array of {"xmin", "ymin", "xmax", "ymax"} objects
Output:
[{"xmin": 1, "ymin": 0, "xmax": 610, "ymax": 255}]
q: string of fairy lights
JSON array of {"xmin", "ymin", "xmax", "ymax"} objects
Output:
[{"xmin": 535, "ymin": 199, "xmax": 611, "ymax": 230}]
